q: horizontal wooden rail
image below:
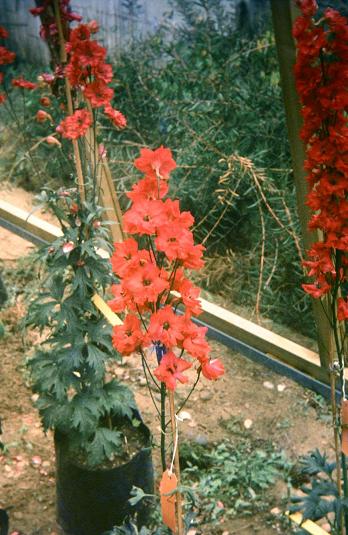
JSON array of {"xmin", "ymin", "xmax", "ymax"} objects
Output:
[
  {"xmin": 287, "ymin": 512, "xmax": 329, "ymax": 535},
  {"xmin": 0, "ymin": 198, "xmax": 340, "ymax": 386}
]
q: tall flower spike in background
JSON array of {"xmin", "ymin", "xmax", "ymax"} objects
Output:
[{"xmin": 294, "ymin": 1, "xmax": 348, "ymax": 532}]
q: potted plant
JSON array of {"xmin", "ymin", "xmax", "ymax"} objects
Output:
[{"xmin": 25, "ymin": 186, "xmax": 154, "ymax": 535}]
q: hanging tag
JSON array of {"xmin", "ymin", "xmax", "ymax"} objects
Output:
[
  {"xmin": 159, "ymin": 469, "xmax": 177, "ymax": 533},
  {"xmin": 341, "ymin": 400, "xmax": 348, "ymax": 455}
]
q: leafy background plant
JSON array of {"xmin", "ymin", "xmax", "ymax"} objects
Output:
[{"xmin": 0, "ymin": 0, "xmax": 317, "ymax": 340}]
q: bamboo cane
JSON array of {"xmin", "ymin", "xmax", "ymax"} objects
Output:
[
  {"xmin": 53, "ymin": 0, "xmax": 85, "ymax": 202},
  {"xmin": 168, "ymin": 390, "xmax": 184, "ymax": 535}
]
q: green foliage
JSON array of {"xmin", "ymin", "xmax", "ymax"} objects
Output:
[
  {"xmin": 26, "ymin": 186, "xmax": 136, "ymax": 466},
  {"xmin": 289, "ymin": 449, "xmax": 348, "ymax": 534},
  {"xmin": 180, "ymin": 438, "xmax": 290, "ymax": 523}
]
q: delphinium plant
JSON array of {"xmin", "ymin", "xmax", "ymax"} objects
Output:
[
  {"xmin": 25, "ymin": 186, "xmax": 137, "ymax": 466},
  {"xmin": 105, "ymin": 146, "xmax": 225, "ymax": 533},
  {"xmin": 294, "ymin": 1, "xmax": 348, "ymax": 532},
  {"xmin": 1, "ymin": 1, "xmax": 135, "ymax": 467}
]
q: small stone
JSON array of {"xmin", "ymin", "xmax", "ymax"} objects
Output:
[
  {"xmin": 178, "ymin": 411, "xmax": 191, "ymax": 421},
  {"xmin": 138, "ymin": 377, "xmax": 147, "ymax": 387},
  {"xmin": 244, "ymin": 419, "xmax": 253, "ymax": 429},
  {"xmin": 270, "ymin": 507, "xmax": 281, "ymax": 515},
  {"xmin": 31, "ymin": 394, "xmax": 39, "ymax": 403},
  {"xmin": 277, "ymin": 384, "xmax": 286, "ymax": 392},
  {"xmin": 13, "ymin": 511, "xmax": 24, "ymax": 520},
  {"xmin": 222, "ymin": 532, "xmax": 230, "ymax": 535},
  {"xmin": 263, "ymin": 381, "xmax": 274, "ymax": 390},
  {"xmin": 31, "ymin": 455, "xmax": 42, "ymax": 466},
  {"xmin": 42, "ymin": 461, "xmax": 50, "ymax": 468},
  {"xmin": 200, "ymin": 391, "xmax": 213, "ymax": 401},
  {"xmin": 187, "ymin": 530, "xmax": 197, "ymax": 535}
]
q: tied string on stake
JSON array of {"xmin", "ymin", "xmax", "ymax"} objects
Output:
[{"xmin": 160, "ymin": 406, "xmax": 184, "ymax": 534}]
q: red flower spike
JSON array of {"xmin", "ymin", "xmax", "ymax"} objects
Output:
[
  {"xmin": 112, "ymin": 314, "xmax": 144, "ymax": 356},
  {"xmin": 154, "ymin": 352, "xmax": 191, "ymax": 391},
  {"xmin": 134, "ymin": 146, "xmax": 176, "ymax": 180}
]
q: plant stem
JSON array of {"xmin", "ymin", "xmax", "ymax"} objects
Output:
[
  {"xmin": 160, "ymin": 382, "xmax": 166, "ymax": 472},
  {"xmin": 168, "ymin": 390, "xmax": 184, "ymax": 535}
]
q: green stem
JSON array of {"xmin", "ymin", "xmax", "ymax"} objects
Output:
[
  {"xmin": 160, "ymin": 382, "xmax": 166, "ymax": 472},
  {"xmin": 332, "ymin": 250, "xmax": 348, "ymax": 534}
]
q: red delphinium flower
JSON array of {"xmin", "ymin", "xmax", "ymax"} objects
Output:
[
  {"xmin": 0, "ymin": 46, "xmax": 16, "ymax": 65},
  {"xmin": 83, "ymin": 80, "xmax": 114, "ymax": 107},
  {"xmin": 57, "ymin": 109, "xmax": 92, "ymax": 140},
  {"xmin": 134, "ymin": 146, "xmax": 177, "ymax": 179},
  {"xmin": 111, "ymin": 238, "xmax": 151, "ymax": 278},
  {"xmin": 108, "ymin": 283, "xmax": 131, "ymax": 313},
  {"xmin": 104, "ymin": 105, "xmax": 127, "ymax": 128},
  {"xmin": 123, "ymin": 199, "xmax": 165, "ymax": 235},
  {"xmin": 337, "ymin": 298, "xmax": 348, "ymax": 322},
  {"xmin": 177, "ymin": 278, "xmax": 202, "ymax": 316},
  {"xmin": 93, "ymin": 63, "xmax": 113, "ymax": 84},
  {"xmin": 112, "ymin": 314, "xmax": 144, "ymax": 355},
  {"xmin": 123, "ymin": 264, "xmax": 169, "ymax": 306},
  {"xmin": 0, "ymin": 26, "xmax": 9, "ymax": 39},
  {"xmin": 127, "ymin": 176, "xmax": 168, "ymax": 203},
  {"xmin": 12, "ymin": 77, "xmax": 37, "ymax": 90},
  {"xmin": 181, "ymin": 321, "xmax": 211, "ymax": 362},
  {"xmin": 201, "ymin": 359, "xmax": 225, "ymax": 380},
  {"xmin": 147, "ymin": 306, "xmax": 184, "ymax": 348},
  {"xmin": 154, "ymin": 352, "xmax": 191, "ymax": 391}
]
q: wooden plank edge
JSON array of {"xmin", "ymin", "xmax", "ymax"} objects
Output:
[
  {"xmin": 0, "ymin": 199, "xmax": 109, "ymax": 259},
  {"xmin": 287, "ymin": 512, "xmax": 329, "ymax": 534}
]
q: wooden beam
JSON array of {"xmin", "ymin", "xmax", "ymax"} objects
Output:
[
  {"xmin": 287, "ymin": 512, "xmax": 329, "ymax": 535},
  {"xmin": 271, "ymin": 0, "xmax": 332, "ymax": 370},
  {"xmin": 0, "ymin": 199, "xmax": 63, "ymax": 243}
]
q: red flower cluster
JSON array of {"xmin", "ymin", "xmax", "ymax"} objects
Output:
[
  {"xmin": 30, "ymin": 0, "xmax": 82, "ymax": 42},
  {"xmin": 294, "ymin": 2, "xmax": 348, "ymax": 319},
  {"xmin": 57, "ymin": 109, "xmax": 92, "ymax": 139},
  {"xmin": 110, "ymin": 147, "xmax": 224, "ymax": 390},
  {"xmin": 64, "ymin": 22, "xmax": 126, "ymax": 128},
  {"xmin": 0, "ymin": 25, "xmax": 16, "ymax": 104}
]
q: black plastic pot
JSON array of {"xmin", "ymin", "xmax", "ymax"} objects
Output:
[{"xmin": 55, "ymin": 418, "xmax": 154, "ymax": 535}]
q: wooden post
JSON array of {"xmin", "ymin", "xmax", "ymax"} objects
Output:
[{"xmin": 270, "ymin": 0, "xmax": 332, "ymax": 372}]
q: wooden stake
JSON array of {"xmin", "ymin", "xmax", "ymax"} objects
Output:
[
  {"xmin": 168, "ymin": 390, "xmax": 184, "ymax": 535},
  {"xmin": 53, "ymin": 0, "xmax": 85, "ymax": 202}
]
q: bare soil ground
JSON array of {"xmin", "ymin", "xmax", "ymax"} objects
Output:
[{"xmin": 0, "ymin": 185, "xmax": 333, "ymax": 535}]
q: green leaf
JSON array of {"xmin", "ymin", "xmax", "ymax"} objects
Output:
[{"xmin": 85, "ymin": 427, "xmax": 123, "ymax": 466}]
